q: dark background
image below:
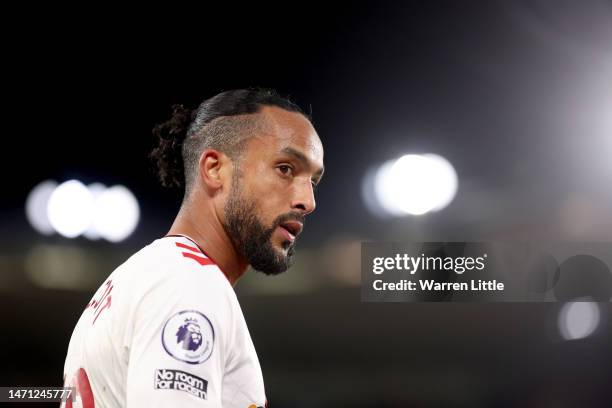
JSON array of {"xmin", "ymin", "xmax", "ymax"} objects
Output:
[{"xmin": 2, "ymin": 1, "xmax": 612, "ymax": 406}]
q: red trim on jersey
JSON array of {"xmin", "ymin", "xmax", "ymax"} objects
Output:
[
  {"xmin": 181, "ymin": 251, "xmax": 216, "ymax": 266},
  {"xmin": 65, "ymin": 368, "xmax": 94, "ymax": 408},
  {"xmin": 175, "ymin": 241, "xmax": 201, "ymax": 254},
  {"xmin": 165, "ymin": 235, "xmax": 220, "ymax": 265}
]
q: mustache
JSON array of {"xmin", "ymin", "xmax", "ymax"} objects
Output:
[{"xmin": 272, "ymin": 212, "xmax": 306, "ymax": 229}]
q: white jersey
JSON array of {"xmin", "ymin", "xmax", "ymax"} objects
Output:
[{"xmin": 62, "ymin": 235, "xmax": 267, "ymax": 408}]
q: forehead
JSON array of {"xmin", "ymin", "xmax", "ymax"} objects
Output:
[{"xmin": 246, "ymin": 106, "xmax": 324, "ymax": 164}]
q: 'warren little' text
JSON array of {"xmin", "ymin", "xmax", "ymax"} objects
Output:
[{"xmin": 373, "ymin": 279, "xmax": 504, "ymax": 291}]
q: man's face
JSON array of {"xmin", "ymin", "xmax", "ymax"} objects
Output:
[{"xmin": 223, "ymin": 106, "xmax": 324, "ymax": 275}]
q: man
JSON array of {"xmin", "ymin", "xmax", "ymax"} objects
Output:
[{"xmin": 62, "ymin": 88, "xmax": 324, "ymax": 407}]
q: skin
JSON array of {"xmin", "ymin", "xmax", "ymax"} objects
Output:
[{"xmin": 167, "ymin": 106, "xmax": 324, "ymax": 285}]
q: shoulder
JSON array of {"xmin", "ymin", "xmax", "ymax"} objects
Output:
[
  {"xmin": 118, "ymin": 236, "xmax": 229, "ymax": 289},
  {"xmin": 112, "ymin": 236, "xmax": 235, "ymax": 325},
  {"xmin": 122, "ymin": 237, "xmax": 236, "ymax": 355}
]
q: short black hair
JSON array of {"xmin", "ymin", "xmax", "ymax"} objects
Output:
[{"xmin": 150, "ymin": 88, "xmax": 309, "ymax": 193}]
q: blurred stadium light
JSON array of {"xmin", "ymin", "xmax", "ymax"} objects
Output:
[
  {"xmin": 47, "ymin": 180, "xmax": 95, "ymax": 238},
  {"xmin": 362, "ymin": 153, "xmax": 458, "ymax": 217},
  {"xmin": 25, "ymin": 179, "xmax": 58, "ymax": 235},
  {"xmin": 83, "ymin": 183, "xmax": 107, "ymax": 240},
  {"xmin": 26, "ymin": 179, "xmax": 140, "ymax": 242},
  {"xmin": 558, "ymin": 301, "xmax": 600, "ymax": 340},
  {"xmin": 91, "ymin": 185, "xmax": 140, "ymax": 242}
]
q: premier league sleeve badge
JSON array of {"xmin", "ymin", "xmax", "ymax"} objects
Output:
[{"xmin": 161, "ymin": 310, "xmax": 215, "ymax": 364}]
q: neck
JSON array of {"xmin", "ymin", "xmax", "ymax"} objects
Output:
[{"xmin": 166, "ymin": 198, "xmax": 249, "ymax": 286}]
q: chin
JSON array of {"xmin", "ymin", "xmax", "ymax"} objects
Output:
[
  {"xmin": 280, "ymin": 241, "xmax": 295, "ymax": 254},
  {"xmin": 271, "ymin": 236, "xmax": 290, "ymax": 250},
  {"xmin": 271, "ymin": 245, "xmax": 289, "ymax": 261}
]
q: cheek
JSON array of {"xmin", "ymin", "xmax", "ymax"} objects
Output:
[
  {"xmin": 244, "ymin": 164, "xmax": 283, "ymax": 193},
  {"xmin": 253, "ymin": 198, "xmax": 279, "ymax": 227},
  {"xmin": 243, "ymin": 169, "xmax": 288, "ymax": 212},
  {"xmin": 245, "ymin": 194, "xmax": 285, "ymax": 232}
]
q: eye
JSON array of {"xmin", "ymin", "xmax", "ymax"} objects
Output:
[{"xmin": 277, "ymin": 164, "xmax": 293, "ymax": 176}]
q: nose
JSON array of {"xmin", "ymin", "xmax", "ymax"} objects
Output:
[{"xmin": 291, "ymin": 177, "xmax": 316, "ymax": 215}]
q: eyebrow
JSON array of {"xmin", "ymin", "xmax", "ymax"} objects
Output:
[{"xmin": 281, "ymin": 147, "xmax": 324, "ymax": 181}]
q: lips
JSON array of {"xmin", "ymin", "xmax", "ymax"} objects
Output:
[{"xmin": 279, "ymin": 220, "xmax": 303, "ymax": 239}]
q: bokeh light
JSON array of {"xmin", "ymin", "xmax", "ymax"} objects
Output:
[
  {"xmin": 363, "ymin": 153, "xmax": 458, "ymax": 217},
  {"xmin": 91, "ymin": 185, "xmax": 140, "ymax": 242},
  {"xmin": 558, "ymin": 301, "xmax": 600, "ymax": 340},
  {"xmin": 47, "ymin": 180, "xmax": 94, "ymax": 238},
  {"xmin": 27, "ymin": 180, "xmax": 140, "ymax": 242},
  {"xmin": 25, "ymin": 179, "xmax": 58, "ymax": 235},
  {"xmin": 83, "ymin": 183, "xmax": 107, "ymax": 240}
]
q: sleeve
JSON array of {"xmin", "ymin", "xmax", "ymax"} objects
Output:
[{"xmin": 125, "ymin": 268, "xmax": 235, "ymax": 407}]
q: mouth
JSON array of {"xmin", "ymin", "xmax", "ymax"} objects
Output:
[{"xmin": 278, "ymin": 220, "xmax": 303, "ymax": 241}]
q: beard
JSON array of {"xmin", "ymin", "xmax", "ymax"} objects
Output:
[{"xmin": 223, "ymin": 174, "xmax": 304, "ymax": 275}]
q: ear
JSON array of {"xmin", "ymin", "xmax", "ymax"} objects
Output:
[{"xmin": 198, "ymin": 149, "xmax": 230, "ymax": 191}]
